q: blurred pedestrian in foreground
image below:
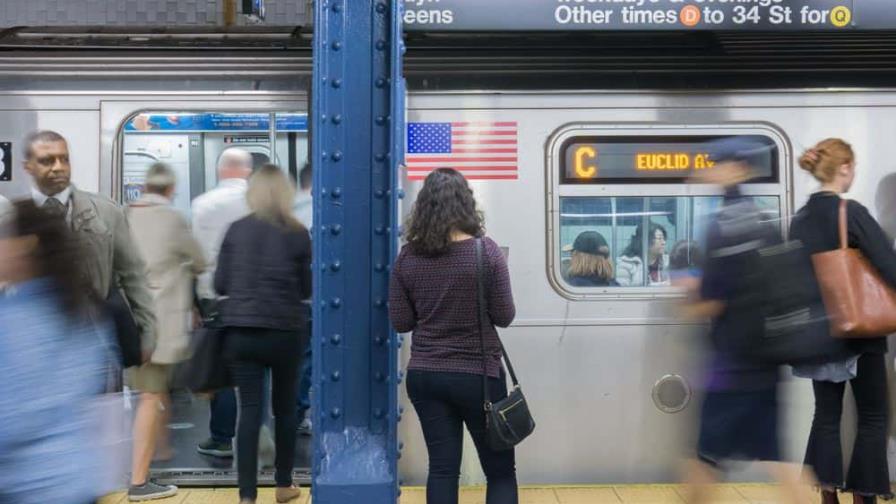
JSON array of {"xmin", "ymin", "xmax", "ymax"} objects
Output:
[
  {"xmin": 681, "ymin": 145, "xmax": 811, "ymax": 504},
  {"xmin": 215, "ymin": 164, "xmax": 310, "ymax": 504},
  {"xmin": 793, "ymin": 139, "xmax": 896, "ymax": 504},
  {"xmin": 0, "ymin": 201, "xmax": 110, "ymax": 504},
  {"xmin": 126, "ymin": 163, "xmax": 207, "ymax": 501}
]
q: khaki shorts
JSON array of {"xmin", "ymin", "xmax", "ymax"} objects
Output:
[{"xmin": 126, "ymin": 363, "xmax": 173, "ymax": 394}]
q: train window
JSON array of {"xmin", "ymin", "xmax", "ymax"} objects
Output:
[
  {"xmin": 548, "ymin": 124, "xmax": 790, "ymax": 298},
  {"xmin": 119, "ymin": 111, "xmax": 309, "ymax": 215},
  {"xmin": 559, "ymin": 196, "xmax": 781, "ymax": 288}
]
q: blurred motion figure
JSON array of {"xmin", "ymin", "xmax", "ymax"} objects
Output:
[
  {"xmin": 0, "ymin": 201, "xmax": 110, "ymax": 504},
  {"xmin": 125, "ymin": 163, "xmax": 206, "ymax": 501},
  {"xmin": 682, "ymin": 143, "xmax": 810, "ymax": 504}
]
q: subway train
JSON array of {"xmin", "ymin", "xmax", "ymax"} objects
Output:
[{"xmin": 1, "ymin": 27, "xmax": 896, "ymax": 486}]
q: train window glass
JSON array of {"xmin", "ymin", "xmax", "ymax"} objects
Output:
[
  {"xmin": 561, "ymin": 135, "xmax": 778, "ymax": 184},
  {"xmin": 119, "ymin": 111, "xmax": 309, "ymax": 216},
  {"xmin": 559, "ymin": 196, "xmax": 781, "ymax": 289}
]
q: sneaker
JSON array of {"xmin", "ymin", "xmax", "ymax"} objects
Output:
[
  {"xmin": 297, "ymin": 417, "xmax": 312, "ymax": 436},
  {"xmin": 197, "ymin": 437, "xmax": 233, "ymax": 457},
  {"xmin": 128, "ymin": 480, "xmax": 177, "ymax": 501}
]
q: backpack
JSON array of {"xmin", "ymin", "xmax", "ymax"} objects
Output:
[{"xmin": 717, "ymin": 200, "xmax": 844, "ymax": 365}]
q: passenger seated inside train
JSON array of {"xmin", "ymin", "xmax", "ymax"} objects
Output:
[
  {"xmin": 564, "ymin": 231, "xmax": 619, "ymax": 287},
  {"xmin": 616, "ymin": 223, "xmax": 670, "ymax": 286}
]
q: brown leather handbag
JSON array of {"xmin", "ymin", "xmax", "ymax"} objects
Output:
[{"xmin": 812, "ymin": 199, "xmax": 896, "ymax": 338}]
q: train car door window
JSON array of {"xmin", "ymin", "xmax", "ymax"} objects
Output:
[
  {"xmin": 548, "ymin": 125, "xmax": 790, "ymax": 299},
  {"xmin": 119, "ymin": 111, "xmax": 309, "ymax": 216}
]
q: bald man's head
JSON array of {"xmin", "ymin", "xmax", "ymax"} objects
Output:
[{"xmin": 218, "ymin": 148, "xmax": 253, "ymax": 181}]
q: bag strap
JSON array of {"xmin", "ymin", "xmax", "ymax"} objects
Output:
[
  {"xmin": 475, "ymin": 238, "xmax": 521, "ymax": 413},
  {"xmin": 838, "ymin": 199, "xmax": 848, "ymax": 250}
]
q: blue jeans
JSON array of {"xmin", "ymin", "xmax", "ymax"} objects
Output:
[
  {"xmin": 296, "ymin": 345, "xmax": 312, "ymax": 417},
  {"xmin": 210, "ymin": 388, "xmax": 236, "ymax": 444},
  {"xmin": 229, "ymin": 327, "xmax": 304, "ymax": 500},
  {"xmin": 296, "ymin": 304, "xmax": 312, "ymax": 417},
  {"xmin": 407, "ymin": 370, "xmax": 518, "ymax": 504}
]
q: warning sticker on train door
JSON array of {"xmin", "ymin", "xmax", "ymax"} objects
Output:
[
  {"xmin": 406, "ymin": 121, "xmax": 519, "ymax": 181},
  {"xmin": 0, "ymin": 143, "xmax": 11, "ymax": 181}
]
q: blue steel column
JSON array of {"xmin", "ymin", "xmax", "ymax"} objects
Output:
[{"xmin": 311, "ymin": 0, "xmax": 403, "ymax": 502}]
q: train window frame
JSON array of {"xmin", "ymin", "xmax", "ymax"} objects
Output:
[{"xmin": 545, "ymin": 122, "xmax": 793, "ymax": 301}]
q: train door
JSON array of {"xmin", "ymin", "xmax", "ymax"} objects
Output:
[{"xmin": 102, "ymin": 99, "xmax": 311, "ymax": 486}]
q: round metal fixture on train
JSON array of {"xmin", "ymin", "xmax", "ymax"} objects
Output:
[{"xmin": 652, "ymin": 374, "xmax": 691, "ymax": 414}]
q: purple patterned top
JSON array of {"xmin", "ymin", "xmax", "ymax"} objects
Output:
[{"xmin": 388, "ymin": 237, "xmax": 515, "ymax": 378}]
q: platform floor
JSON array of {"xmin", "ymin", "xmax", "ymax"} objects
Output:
[{"xmin": 98, "ymin": 484, "xmax": 862, "ymax": 503}]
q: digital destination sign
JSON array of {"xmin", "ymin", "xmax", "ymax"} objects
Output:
[{"xmin": 560, "ymin": 135, "xmax": 778, "ymax": 184}]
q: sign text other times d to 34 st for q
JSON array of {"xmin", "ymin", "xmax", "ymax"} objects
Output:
[{"xmin": 402, "ymin": 0, "xmax": 858, "ymax": 31}]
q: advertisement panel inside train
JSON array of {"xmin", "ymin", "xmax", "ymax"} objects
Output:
[{"xmin": 561, "ymin": 135, "xmax": 778, "ymax": 184}]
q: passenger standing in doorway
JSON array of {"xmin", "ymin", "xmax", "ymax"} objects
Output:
[
  {"xmin": 126, "ymin": 164, "xmax": 206, "ymax": 502},
  {"xmin": 794, "ymin": 139, "xmax": 896, "ymax": 504},
  {"xmin": 216, "ymin": 164, "xmax": 310, "ymax": 504},
  {"xmin": 23, "ymin": 130, "xmax": 156, "ymax": 371},
  {"xmin": 292, "ymin": 162, "xmax": 313, "ymax": 436},
  {"xmin": 192, "ymin": 147, "xmax": 251, "ymax": 459},
  {"xmin": 389, "ymin": 168, "xmax": 518, "ymax": 504},
  {"xmin": 0, "ymin": 201, "xmax": 111, "ymax": 504}
]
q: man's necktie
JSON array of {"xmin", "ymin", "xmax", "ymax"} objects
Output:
[{"xmin": 42, "ymin": 197, "xmax": 66, "ymax": 218}]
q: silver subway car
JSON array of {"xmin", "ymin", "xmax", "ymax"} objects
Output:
[{"xmin": 0, "ymin": 36, "xmax": 895, "ymax": 486}]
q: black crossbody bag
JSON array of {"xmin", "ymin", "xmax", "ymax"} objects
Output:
[{"xmin": 475, "ymin": 238, "xmax": 535, "ymax": 451}]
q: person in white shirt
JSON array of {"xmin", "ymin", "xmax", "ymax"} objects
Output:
[
  {"xmin": 293, "ymin": 162, "xmax": 312, "ymax": 230},
  {"xmin": 192, "ymin": 148, "xmax": 253, "ymax": 303},
  {"xmin": 191, "ymin": 147, "xmax": 252, "ymax": 459}
]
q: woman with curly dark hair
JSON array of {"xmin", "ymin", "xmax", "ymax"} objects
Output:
[{"xmin": 389, "ymin": 168, "xmax": 518, "ymax": 504}]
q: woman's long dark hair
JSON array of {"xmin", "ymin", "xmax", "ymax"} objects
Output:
[
  {"xmin": 3, "ymin": 200, "xmax": 88, "ymax": 318},
  {"xmin": 404, "ymin": 168, "xmax": 484, "ymax": 256},
  {"xmin": 622, "ymin": 223, "xmax": 667, "ymax": 259}
]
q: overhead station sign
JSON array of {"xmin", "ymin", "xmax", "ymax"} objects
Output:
[{"xmin": 403, "ymin": 0, "xmax": 872, "ymax": 31}]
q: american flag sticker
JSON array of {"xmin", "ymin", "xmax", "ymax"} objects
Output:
[{"xmin": 406, "ymin": 121, "xmax": 519, "ymax": 181}]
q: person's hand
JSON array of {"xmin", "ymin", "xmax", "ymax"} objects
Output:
[
  {"xmin": 142, "ymin": 348, "xmax": 153, "ymax": 364},
  {"xmin": 192, "ymin": 308, "xmax": 202, "ymax": 330}
]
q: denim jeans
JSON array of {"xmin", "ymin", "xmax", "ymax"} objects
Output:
[
  {"xmin": 228, "ymin": 327, "xmax": 305, "ymax": 500},
  {"xmin": 804, "ymin": 353, "xmax": 890, "ymax": 496},
  {"xmin": 296, "ymin": 304, "xmax": 312, "ymax": 417},
  {"xmin": 209, "ymin": 388, "xmax": 236, "ymax": 444},
  {"xmin": 296, "ymin": 345, "xmax": 312, "ymax": 417},
  {"xmin": 407, "ymin": 369, "xmax": 518, "ymax": 504}
]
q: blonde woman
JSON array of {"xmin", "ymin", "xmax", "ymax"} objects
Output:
[
  {"xmin": 565, "ymin": 231, "xmax": 619, "ymax": 287},
  {"xmin": 215, "ymin": 164, "xmax": 311, "ymax": 504}
]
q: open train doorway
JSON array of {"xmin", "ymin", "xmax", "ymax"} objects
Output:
[{"xmin": 112, "ymin": 105, "xmax": 311, "ymax": 486}]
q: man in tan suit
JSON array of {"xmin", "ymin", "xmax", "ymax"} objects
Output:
[{"xmin": 125, "ymin": 163, "xmax": 206, "ymax": 501}]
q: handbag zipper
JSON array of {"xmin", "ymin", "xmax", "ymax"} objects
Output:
[{"xmin": 498, "ymin": 397, "xmax": 524, "ymax": 420}]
